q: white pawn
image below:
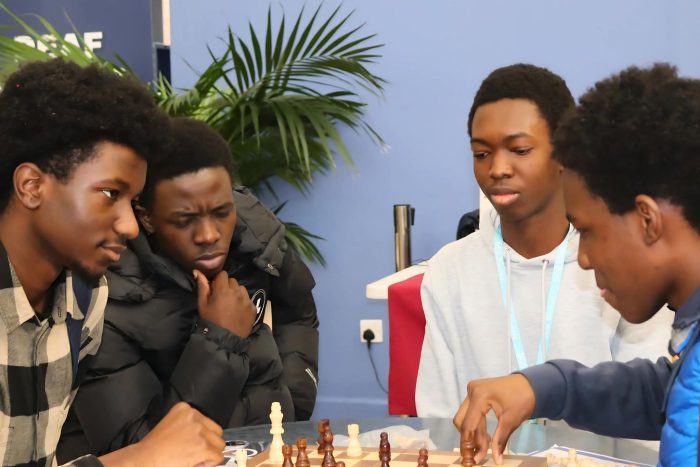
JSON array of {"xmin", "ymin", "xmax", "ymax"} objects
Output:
[
  {"xmin": 268, "ymin": 402, "xmax": 285, "ymax": 462},
  {"xmin": 346, "ymin": 424, "xmax": 363, "ymax": 457},
  {"xmin": 236, "ymin": 449, "xmax": 248, "ymax": 467}
]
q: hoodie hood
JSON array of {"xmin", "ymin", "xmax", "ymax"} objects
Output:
[{"xmin": 478, "ymin": 205, "xmax": 580, "ymax": 266}]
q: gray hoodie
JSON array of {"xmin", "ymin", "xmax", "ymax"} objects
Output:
[{"xmin": 415, "ymin": 208, "xmax": 674, "ymax": 417}]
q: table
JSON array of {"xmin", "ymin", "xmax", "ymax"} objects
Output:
[{"xmin": 223, "ymin": 417, "xmax": 658, "ymax": 465}]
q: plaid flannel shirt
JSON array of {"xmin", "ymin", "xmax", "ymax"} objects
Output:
[{"xmin": 0, "ymin": 242, "xmax": 106, "ymax": 467}]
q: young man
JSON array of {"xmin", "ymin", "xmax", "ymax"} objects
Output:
[
  {"xmin": 415, "ymin": 64, "xmax": 673, "ymax": 417},
  {"xmin": 0, "ymin": 60, "xmax": 225, "ymax": 466},
  {"xmin": 58, "ymin": 117, "xmax": 319, "ymax": 459},
  {"xmin": 454, "ymin": 64, "xmax": 700, "ymax": 466}
]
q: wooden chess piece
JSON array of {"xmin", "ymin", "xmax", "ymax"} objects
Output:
[
  {"xmin": 282, "ymin": 444, "xmax": 295, "ymax": 467},
  {"xmin": 378, "ymin": 432, "xmax": 391, "ymax": 461},
  {"xmin": 460, "ymin": 440, "xmax": 475, "ymax": 467},
  {"xmin": 296, "ymin": 437, "xmax": 310, "ymax": 467},
  {"xmin": 317, "ymin": 419, "xmax": 330, "ymax": 454},
  {"xmin": 268, "ymin": 402, "xmax": 285, "ymax": 462},
  {"xmin": 417, "ymin": 447, "xmax": 429, "ymax": 467},
  {"xmin": 322, "ymin": 430, "xmax": 336, "ymax": 467},
  {"xmin": 236, "ymin": 449, "xmax": 248, "ymax": 467},
  {"xmin": 346, "ymin": 424, "xmax": 362, "ymax": 457},
  {"xmin": 380, "ymin": 451, "xmax": 390, "ymax": 467}
]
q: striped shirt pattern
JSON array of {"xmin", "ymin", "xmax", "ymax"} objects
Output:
[{"xmin": 0, "ymin": 242, "xmax": 106, "ymax": 467}]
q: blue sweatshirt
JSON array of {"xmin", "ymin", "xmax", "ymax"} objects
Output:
[{"xmin": 520, "ymin": 286, "xmax": 700, "ymax": 465}]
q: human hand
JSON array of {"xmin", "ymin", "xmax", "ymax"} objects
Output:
[
  {"xmin": 101, "ymin": 402, "xmax": 225, "ymax": 467},
  {"xmin": 195, "ymin": 270, "xmax": 256, "ymax": 338},
  {"xmin": 453, "ymin": 374, "xmax": 535, "ymax": 464}
]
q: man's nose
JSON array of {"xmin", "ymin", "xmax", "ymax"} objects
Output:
[
  {"xmin": 114, "ymin": 204, "xmax": 140, "ymax": 240},
  {"xmin": 489, "ymin": 151, "xmax": 513, "ymax": 179},
  {"xmin": 194, "ymin": 219, "xmax": 221, "ymax": 245}
]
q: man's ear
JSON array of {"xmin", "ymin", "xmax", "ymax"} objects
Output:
[
  {"xmin": 13, "ymin": 163, "xmax": 46, "ymax": 210},
  {"xmin": 134, "ymin": 204, "xmax": 154, "ymax": 234},
  {"xmin": 634, "ymin": 194, "xmax": 663, "ymax": 245}
]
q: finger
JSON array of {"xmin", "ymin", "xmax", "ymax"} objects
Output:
[
  {"xmin": 227, "ymin": 276, "xmax": 241, "ymax": 288},
  {"xmin": 491, "ymin": 414, "xmax": 518, "ymax": 465},
  {"xmin": 192, "ymin": 409, "xmax": 224, "ymax": 436},
  {"xmin": 473, "ymin": 417, "xmax": 489, "ymax": 464},
  {"xmin": 202, "ymin": 430, "xmax": 226, "ymax": 460},
  {"xmin": 211, "ymin": 270, "xmax": 229, "ymax": 292},
  {"xmin": 194, "ymin": 271, "xmax": 210, "ymax": 310},
  {"xmin": 453, "ymin": 397, "xmax": 469, "ymax": 430}
]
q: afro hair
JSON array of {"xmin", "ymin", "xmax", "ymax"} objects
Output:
[
  {"xmin": 553, "ymin": 63, "xmax": 700, "ymax": 233},
  {"xmin": 139, "ymin": 117, "xmax": 235, "ymax": 208},
  {"xmin": 467, "ymin": 64, "xmax": 575, "ymax": 137},
  {"xmin": 0, "ymin": 58, "xmax": 170, "ymax": 212}
]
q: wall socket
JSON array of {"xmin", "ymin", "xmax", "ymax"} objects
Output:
[{"xmin": 360, "ymin": 319, "xmax": 383, "ymax": 343}]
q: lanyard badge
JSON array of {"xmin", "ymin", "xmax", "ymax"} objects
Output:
[{"xmin": 493, "ymin": 224, "xmax": 573, "ymax": 370}]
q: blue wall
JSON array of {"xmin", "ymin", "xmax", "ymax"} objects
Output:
[{"xmin": 170, "ymin": 0, "xmax": 700, "ymax": 418}]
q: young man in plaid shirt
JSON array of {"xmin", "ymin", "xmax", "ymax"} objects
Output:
[{"xmin": 0, "ymin": 59, "xmax": 226, "ymax": 466}]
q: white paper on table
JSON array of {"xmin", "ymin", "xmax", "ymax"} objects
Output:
[
  {"xmin": 529, "ymin": 444, "xmax": 654, "ymax": 467},
  {"xmin": 333, "ymin": 425, "xmax": 437, "ymax": 450}
]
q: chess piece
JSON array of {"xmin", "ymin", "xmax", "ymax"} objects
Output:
[
  {"xmin": 269, "ymin": 402, "xmax": 285, "ymax": 462},
  {"xmin": 380, "ymin": 451, "xmax": 390, "ymax": 467},
  {"xmin": 296, "ymin": 437, "xmax": 310, "ymax": 467},
  {"xmin": 346, "ymin": 424, "xmax": 362, "ymax": 457},
  {"xmin": 460, "ymin": 440, "xmax": 475, "ymax": 467},
  {"xmin": 282, "ymin": 444, "xmax": 294, "ymax": 467},
  {"xmin": 322, "ymin": 430, "xmax": 336, "ymax": 467},
  {"xmin": 417, "ymin": 447, "xmax": 429, "ymax": 467},
  {"xmin": 379, "ymin": 432, "xmax": 391, "ymax": 462},
  {"xmin": 236, "ymin": 449, "xmax": 248, "ymax": 467},
  {"xmin": 317, "ymin": 419, "xmax": 330, "ymax": 454}
]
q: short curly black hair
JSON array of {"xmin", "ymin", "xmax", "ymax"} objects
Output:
[
  {"xmin": 0, "ymin": 58, "xmax": 170, "ymax": 212},
  {"xmin": 553, "ymin": 63, "xmax": 700, "ymax": 233},
  {"xmin": 139, "ymin": 117, "xmax": 235, "ymax": 208},
  {"xmin": 467, "ymin": 64, "xmax": 575, "ymax": 137}
]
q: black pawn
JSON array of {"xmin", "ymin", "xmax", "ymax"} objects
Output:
[
  {"xmin": 282, "ymin": 444, "xmax": 294, "ymax": 467},
  {"xmin": 296, "ymin": 437, "xmax": 310, "ymax": 467},
  {"xmin": 417, "ymin": 447, "xmax": 428, "ymax": 467},
  {"xmin": 460, "ymin": 439, "xmax": 475, "ymax": 467},
  {"xmin": 322, "ymin": 431, "xmax": 336, "ymax": 467},
  {"xmin": 379, "ymin": 432, "xmax": 391, "ymax": 461}
]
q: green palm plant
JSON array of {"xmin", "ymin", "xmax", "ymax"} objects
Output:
[{"xmin": 0, "ymin": 3, "xmax": 385, "ymax": 265}]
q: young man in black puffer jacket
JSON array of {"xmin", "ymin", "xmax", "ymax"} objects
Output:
[{"xmin": 57, "ymin": 117, "xmax": 319, "ymax": 461}]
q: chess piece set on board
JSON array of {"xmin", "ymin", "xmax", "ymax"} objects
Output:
[
  {"xmin": 237, "ymin": 404, "xmax": 550, "ymax": 467},
  {"xmin": 238, "ymin": 403, "xmax": 645, "ymax": 467}
]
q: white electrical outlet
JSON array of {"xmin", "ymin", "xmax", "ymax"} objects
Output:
[{"xmin": 360, "ymin": 319, "xmax": 383, "ymax": 343}]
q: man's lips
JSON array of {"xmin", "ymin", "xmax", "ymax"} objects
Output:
[
  {"xmin": 101, "ymin": 244, "xmax": 126, "ymax": 262},
  {"xmin": 193, "ymin": 253, "xmax": 226, "ymax": 271},
  {"xmin": 489, "ymin": 190, "xmax": 520, "ymax": 206}
]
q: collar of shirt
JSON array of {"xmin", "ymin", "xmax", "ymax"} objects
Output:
[{"xmin": 0, "ymin": 241, "xmax": 82, "ymax": 333}]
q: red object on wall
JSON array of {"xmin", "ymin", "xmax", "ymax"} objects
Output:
[{"xmin": 387, "ymin": 273, "xmax": 425, "ymax": 416}]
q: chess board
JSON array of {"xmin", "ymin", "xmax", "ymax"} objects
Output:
[{"xmin": 247, "ymin": 447, "xmax": 547, "ymax": 467}]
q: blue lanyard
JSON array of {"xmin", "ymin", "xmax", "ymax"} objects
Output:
[{"xmin": 493, "ymin": 223, "xmax": 574, "ymax": 370}]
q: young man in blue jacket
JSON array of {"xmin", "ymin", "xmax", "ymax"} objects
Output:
[{"xmin": 454, "ymin": 63, "xmax": 700, "ymax": 466}]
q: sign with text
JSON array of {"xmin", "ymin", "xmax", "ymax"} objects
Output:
[{"xmin": 0, "ymin": 0, "xmax": 156, "ymax": 82}]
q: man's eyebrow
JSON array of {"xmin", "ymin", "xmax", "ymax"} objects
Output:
[
  {"xmin": 503, "ymin": 132, "xmax": 533, "ymax": 143},
  {"xmin": 470, "ymin": 132, "xmax": 533, "ymax": 146},
  {"xmin": 96, "ymin": 178, "xmax": 129, "ymax": 189}
]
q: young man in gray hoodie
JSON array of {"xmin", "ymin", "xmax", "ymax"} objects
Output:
[{"xmin": 415, "ymin": 64, "xmax": 673, "ymax": 417}]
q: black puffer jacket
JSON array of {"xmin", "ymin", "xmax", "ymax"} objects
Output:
[{"xmin": 57, "ymin": 188, "xmax": 319, "ymax": 461}]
